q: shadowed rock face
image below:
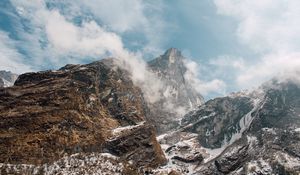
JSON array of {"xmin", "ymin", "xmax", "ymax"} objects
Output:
[
  {"xmin": 0, "ymin": 59, "xmax": 166, "ymax": 172},
  {"xmin": 249, "ymin": 81, "xmax": 300, "ymax": 132},
  {"xmin": 180, "ymin": 80, "xmax": 300, "ymax": 174},
  {"xmin": 147, "ymin": 48, "xmax": 204, "ymax": 134},
  {"xmin": 181, "ymin": 96, "xmax": 254, "ymax": 149},
  {"xmin": 0, "ymin": 78, "xmax": 3, "ymax": 87}
]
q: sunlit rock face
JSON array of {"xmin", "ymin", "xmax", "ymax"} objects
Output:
[
  {"xmin": 147, "ymin": 48, "xmax": 204, "ymax": 134},
  {"xmin": 0, "ymin": 70, "xmax": 18, "ymax": 87},
  {"xmin": 0, "ymin": 59, "xmax": 166, "ymax": 174}
]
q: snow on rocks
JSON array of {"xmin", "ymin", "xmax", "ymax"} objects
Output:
[
  {"xmin": 294, "ymin": 128, "xmax": 300, "ymax": 132},
  {"xmin": 0, "ymin": 153, "xmax": 127, "ymax": 175},
  {"xmin": 275, "ymin": 152, "xmax": 300, "ymax": 170},
  {"xmin": 110, "ymin": 121, "xmax": 146, "ymax": 139},
  {"xmin": 155, "ymin": 132, "xmax": 208, "ymax": 174},
  {"xmin": 246, "ymin": 159, "xmax": 272, "ymax": 175}
]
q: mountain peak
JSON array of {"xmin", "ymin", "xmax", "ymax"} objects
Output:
[
  {"xmin": 164, "ymin": 48, "xmax": 182, "ymax": 56},
  {"xmin": 162, "ymin": 48, "xmax": 183, "ymax": 63}
]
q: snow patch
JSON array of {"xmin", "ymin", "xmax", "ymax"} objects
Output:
[
  {"xmin": 294, "ymin": 128, "xmax": 300, "ymax": 132},
  {"xmin": 262, "ymin": 128, "xmax": 277, "ymax": 134},
  {"xmin": 110, "ymin": 121, "xmax": 145, "ymax": 138}
]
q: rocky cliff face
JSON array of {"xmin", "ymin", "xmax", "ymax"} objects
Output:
[
  {"xmin": 147, "ymin": 48, "xmax": 204, "ymax": 134},
  {"xmin": 157, "ymin": 79, "xmax": 300, "ymax": 174},
  {"xmin": 181, "ymin": 94, "xmax": 255, "ymax": 149},
  {"xmin": 0, "ymin": 59, "xmax": 166, "ymax": 174},
  {"xmin": 0, "ymin": 70, "xmax": 18, "ymax": 87}
]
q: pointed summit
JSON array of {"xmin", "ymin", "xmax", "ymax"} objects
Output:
[
  {"xmin": 147, "ymin": 48, "xmax": 204, "ymax": 133},
  {"xmin": 148, "ymin": 48, "xmax": 185, "ymax": 70},
  {"xmin": 164, "ymin": 48, "xmax": 182, "ymax": 57},
  {"xmin": 162, "ymin": 48, "xmax": 183, "ymax": 64}
]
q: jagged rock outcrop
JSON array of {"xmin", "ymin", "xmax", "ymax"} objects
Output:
[
  {"xmin": 0, "ymin": 70, "xmax": 18, "ymax": 87},
  {"xmin": 106, "ymin": 123, "xmax": 166, "ymax": 169},
  {"xmin": 0, "ymin": 59, "xmax": 166, "ymax": 174},
  {"xmin": 147, "ymin": 48, "xmax": 204, "ymax": 134}
]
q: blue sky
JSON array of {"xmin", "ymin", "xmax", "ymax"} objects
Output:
[{"xmin": 0, "ymin": 0, "xmax": 300, "ymax": 99}]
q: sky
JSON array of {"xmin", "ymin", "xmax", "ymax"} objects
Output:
[{"xmin": 0, "ymin": 0, "xmax": 300, "ymax": 100}]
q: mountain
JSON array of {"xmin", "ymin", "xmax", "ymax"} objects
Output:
[
  {"xmin": 1, "ymin": 48, "xmax": 299, "ymax": 174},
  {"xmin": 0, "ymin": 70, "xmax": 18, "ymax": 87},
  {"xmin": 0, "ymin": 59, "xmax": 166, "ymax": 174},
  {"xmin": 147, "ymin": 48, "xmax": 204, "ymax": 134},
  {"xmin": 157, "ymin": 79, "xmax": 300, "ymax": 174}
]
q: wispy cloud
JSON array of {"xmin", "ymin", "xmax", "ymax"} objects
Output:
[
  {"xmin": 0, "ymin": 31, "xmax": 31, "ymax": 73},
  {"xmin": 5, "ymin": 0, "xmax": 171, "ymax": 70},
  {"xmin": 183, "ymin": 59, "xmax": 226, "ymax": 96}
]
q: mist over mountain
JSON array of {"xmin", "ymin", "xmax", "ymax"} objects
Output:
[
  {"xmin": 147, "ymin": 48, "xmax": 204, "ymax": 133},
  {"xmin": 1, "ymin": 1, "xmax": 300, "ymax": 174}
]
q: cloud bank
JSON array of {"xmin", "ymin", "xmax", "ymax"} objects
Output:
[{"xmin": 214, "ymin": 0, "xmax": 300, "ymax": 89}]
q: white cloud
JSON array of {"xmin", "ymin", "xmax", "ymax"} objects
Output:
[
  {"xmin": 237, "ymin": 52, "xmax": 300, "ymax": 88},
  {"xmin": 184, "ymin": 59, "xmax": 226, "ymax": 95},
  {"xmin": 45, "ymin": 11, "xmax": 125, "ymax": 58},
  {"xmin": 209, "ymin": 55, "xmax": 245, "ymax": 70},
  {"xmin": 214, "ymin": 0, "xmax": 300, "ymax": 53},
  {"xmin": 74, "ymin": 0, "xmax": 148, "ymax": 33},
  {"xmin": 213, "ymin": 0, "xmax": 300, "ymax": 88},
  {"xmin": 0, "ymin": 31, "xmax": 32, "ymax": 73},
  {"xmin": 46, "ymin": 0, "xmax": 169, "ymax": 57},
  {"xmin": 10, "ymin": 1, "xmax": 137, "ymax": 65}
]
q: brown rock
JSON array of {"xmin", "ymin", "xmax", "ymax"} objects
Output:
[
  {"xmin": 106, "ymin": 123, "xmax": 167, "ymax": 169},
  {"xmin": 0, "ymin": 59, "xmax": 165, "ymax": 171}
]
